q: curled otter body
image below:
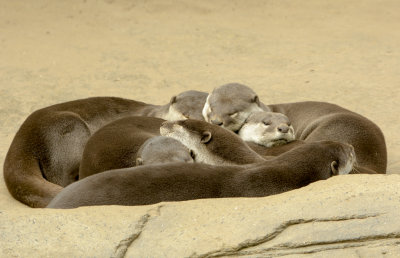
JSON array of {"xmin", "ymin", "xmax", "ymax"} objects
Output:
[
  {"xmin": 268, "ymin": 101, "xmax": 386, "ymax": 174},
  {"xmin": 79, "ymin": 116, "xmax": 193, "ymax": 179},
  {"xmin": 47, "ymin": 141, "xmax": 355, "ymax": 209},
  {"xmin": 4, "ymin": 90, "xmax": 207, "ymax": 208},
  {"xmin": 4, "ymin": 97, "xmax": 144, "ymax": 208},
  {"xmin": 203, "ymin": 83, "xmax": 387, "ymax": 174}
]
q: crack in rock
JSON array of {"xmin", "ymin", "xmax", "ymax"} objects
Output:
[
  {"xmin": 237, "ymin": 236, "xmax": 400, "ymax": 257},
  {"xmin": 191, "ymin": 213, "xmax": 382, "ymax": 258},
  {"xmin": 112, "ymin": 205, "xmax": 163, "ymax": 258}
]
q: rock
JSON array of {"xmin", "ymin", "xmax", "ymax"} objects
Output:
[{"xmin": 1, "ymin": 174, "xmax": 400, "ymax": 257}]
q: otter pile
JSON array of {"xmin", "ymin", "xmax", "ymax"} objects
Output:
[{"xmin": 3, "ymin": 83, "xmax": 386, "ymax": 208}]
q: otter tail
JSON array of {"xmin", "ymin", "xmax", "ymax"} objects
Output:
[{"xmin": 3, "ymin": 152, "xmax": 63, "ymax": 208}]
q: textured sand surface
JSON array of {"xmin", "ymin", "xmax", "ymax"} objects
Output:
[{"xmin": 0, "ymin": 0, "xmax": 399, "ymax": 256}]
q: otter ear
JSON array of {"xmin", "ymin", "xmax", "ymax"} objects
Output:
[
  {"xmin": 252, "ymin": 95, "xmax": 260, "ymax": 106},
  {"xmin": 331, "ymin": 161, "xmax": 339, "ymax": 175},
  {"xmin": 169, "ymin": 96, "xmax": 177, "ymax": 105},
  {"xmin": 136, "ymin": 157, "xmax": 143, "ymax": 166},
  {"xmin": 201, "ymin": 131, "xmax": 212, "ymax": 144}
]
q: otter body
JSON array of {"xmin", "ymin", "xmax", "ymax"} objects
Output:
[
  {"xmin": 4, "ymin": 91, "xmax": 207, "ymax": 208},
  {"xmin": 47, "ymin": 141, "xmax": 355, "ymax": 209},
  {"xmin": 79, "ymin": 116, "xmax": 194, "ymax": 179},
  {"xmin": 268, "ymin": 101, "xmax": 386, "ymax": 174},
  {"xmin": 203, "ymin": 83, "xmax": 387, "ymax": 174}
]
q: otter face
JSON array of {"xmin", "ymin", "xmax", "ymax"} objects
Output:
[
  {"xmin": 202, "ymin": 83, "xmax": 265, "ymax": 132},
  {"xmin": 330, "ymin": 143, "xmax": 356, "ymax": 175},
  {"xmin": 238, "ymin": 111, "xmax": 295, "ymax": 147},
  {"xmin": 164, "ymin": 90, "xmax": 208, "ymax": 121},
  {"xmin": 136, "ymin": 136, "xmax": 195, "ymax": 166},
  {"xmin": 160, "ymin": 120, "xmax": 233, "ymax": 165}
]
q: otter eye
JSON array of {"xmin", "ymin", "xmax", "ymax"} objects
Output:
[
  {"xmin": 331, "ymin": 161, "xmax": 339, "ymax": 175},
  {"xmin": 263, "ymin": 121, "xmax": 271, "ymax": 126},
  {"xmin": 287, "ymin": 122, "xmax": 292, "ymax": 126},
  {"xmin": 190, "ymin": 150, "xmax": 196, "ymax": 160}
]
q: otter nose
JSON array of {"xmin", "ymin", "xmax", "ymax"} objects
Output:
[
  {"xmin": 211, "ymin": 119, "xmax": 223, "ymax": 126},
  {"xmin": 277, "ymin": 124, "xmax": 289, "ymax": 133}
]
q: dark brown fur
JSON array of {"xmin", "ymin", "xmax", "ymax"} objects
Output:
[
  {"xmin": 4, "ymin": 97, "xmax": 153, "ymax": 207},
  {"xmin": 246, "ymin": 140, "xmax": 306, "ymax": 157},
  {"xmin": 204, "ymin": 84, "xmax": 386, "ymax": 174},
  {"xmin": 79, "ymin": 116, "xmax": 164, "ymax": 179},
  {"xmin": 4, "ymin": 90, "xmax": 209, "ymax": 208},
  {"xmin": 268, "ymin": 101, "xmax": 386, "ymax": 174},
  {"xmin": 3, "ymin": 94, "xmax": 204, "ymax": 208},
  {"xmin": 47, "ymin": 141, "xmax": 353, "ymax": 209}
]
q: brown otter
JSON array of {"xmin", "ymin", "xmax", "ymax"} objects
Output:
[
  {"xmin": 202, "ymin": 83, "xmax": 387, "ymax": 174},
  {"xmin": 46, "ymin": 140, "xmax": 355, "ymax": 209},
  {"xmin": 79, "ymin": 116, "xmax": 194, "ymax": 179},
  {"xmin": 4, "ymin": 90, "xmax": 207, "ymax": 208},
  {"xmin": 160, "ymin": 119, "xmax": 266, "ymax": 165},
  {"xmin": 160, "ymin": 119, "xmax": 312, "ymax": 165}
]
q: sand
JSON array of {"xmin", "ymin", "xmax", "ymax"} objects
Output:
[
  {"xmin": 1, "ymin": 1, "xmax": 400, "ymax": 256},
  {"xmin": 0, "ymin": 0, "xmax": 399, "ymax": 212}
]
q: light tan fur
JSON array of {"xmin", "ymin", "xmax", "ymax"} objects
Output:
[{"xmin": 238, "ymin": 111, "xmax": 295, "ymax": 147}]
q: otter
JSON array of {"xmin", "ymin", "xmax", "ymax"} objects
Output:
[
  {"xmin": 4, "ymin": 90, "xmax": 207, "ymax": 208},
  {"xmin": 202, "ymin": 83, "xmax": 387, "ymax": 174},
  {"xmin": 160, "ymin": 119, "xmax": 266, "ymax": 165},
  {"xmin": 166, "ymin": 90, "xmax": 207, "ymax": 121},
  {"xmin": 136, "ymin": 136, "xmax": 195, "ymax": 166},
  {"xmin": 79, "ymin": 116, "xmax": 194, "ymax": 179},
  {"xmin": 47, "ymin": 141, "xmax": 355, "ymax": 209},
  {"xmin": 238, "ymin": 111, "xmax": 295, "ymax": 147},
  {"xmin": 160, "ymin": 118, "xmax": 311, "ymax": 165},
  {"xmin": 202, "ymin": 83, "xmax": 268, "ymax": 132}
]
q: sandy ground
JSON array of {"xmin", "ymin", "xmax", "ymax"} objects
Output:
[{"xmin": 0, "ymin": 0, "xmax": 399, "ymax": 208}]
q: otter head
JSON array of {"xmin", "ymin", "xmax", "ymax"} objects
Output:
[
  {"xmin": 306, "ymin": 141, "xmax": 356, "ymax": 177},
  {"xmin": 136, "ymin": 136, "xmax": 195, "ymax": 166},
  {"xmin": 164, "ymin": 90, "xmax": 208, "ymax": 121},
  {"xmin": 160, "ymin": 119, "xmax": 260, "ymax": 165},
  {"xmin": 202, "ymin": 83, "xmax": 265, "ymax": 132},
  {"xmin": 238, "ymin": 111, "xmax": 295, "ymax": 147},
  {"xmin": 326, "ymin": 142, "xmax": 356, "ymax": 176}
]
